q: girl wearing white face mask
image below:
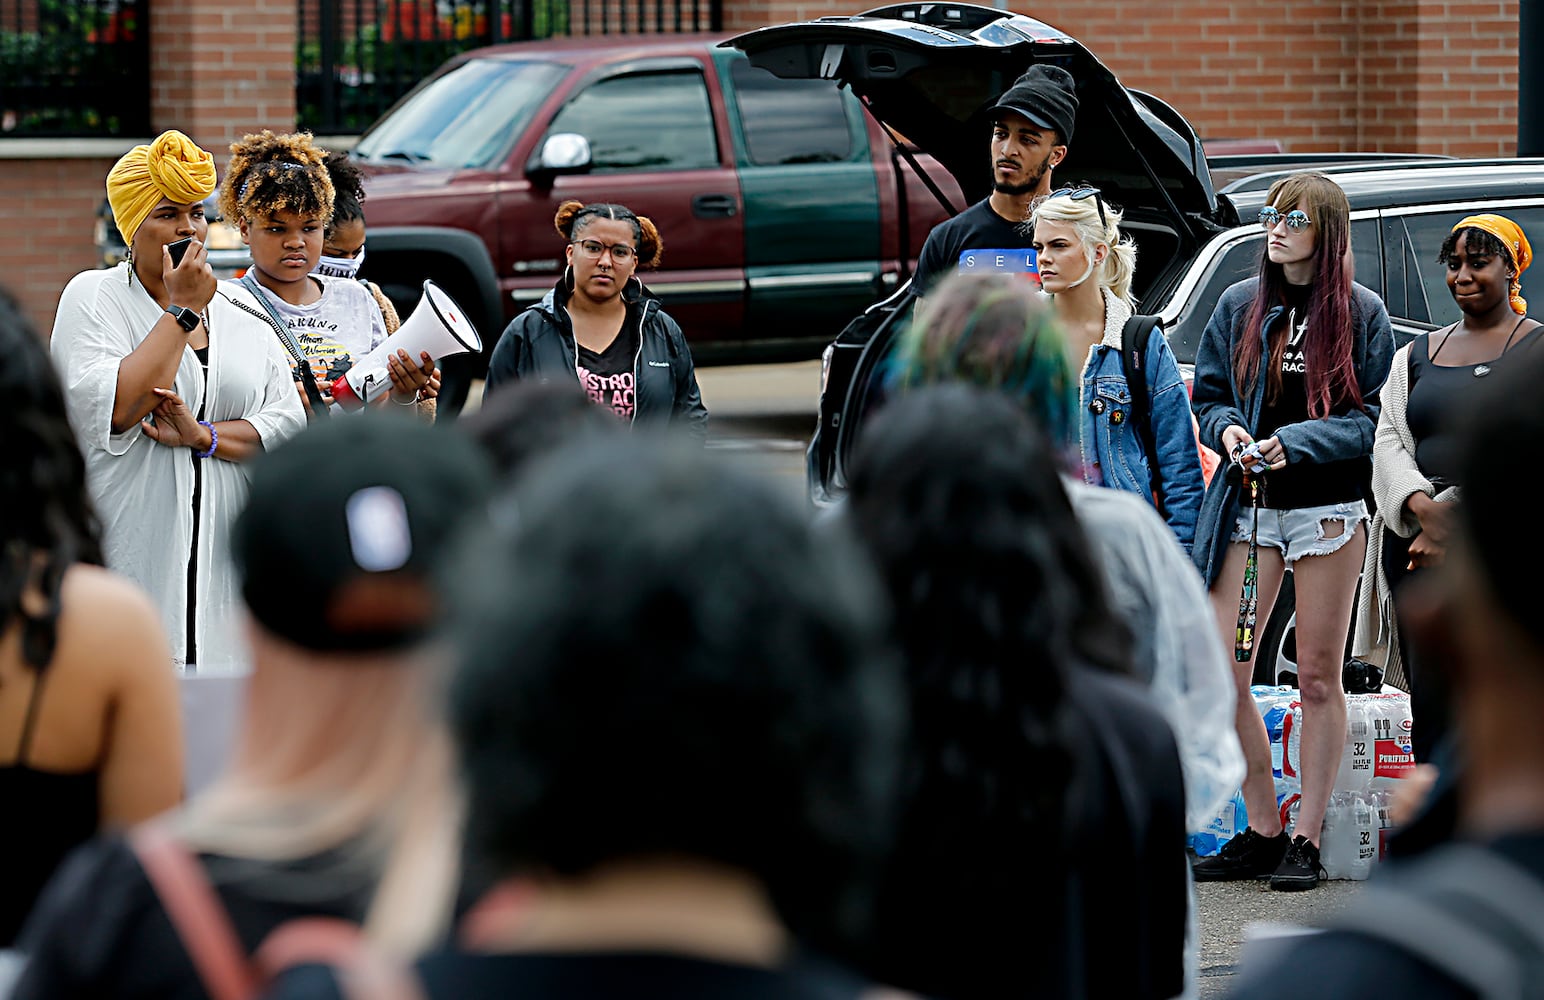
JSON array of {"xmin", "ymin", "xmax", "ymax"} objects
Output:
[
  {"xmin": 315, "ymin": 149, "xmax": 438, "ymax": 422},
  {"xmin": 1030, "ymin": 186, "xmax": 1206, "ymax": 551}
]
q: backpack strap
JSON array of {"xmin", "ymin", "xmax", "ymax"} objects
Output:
[
  {"xmin": 1120, "ymin": 314, "xmax": 1164, "ymax": 510},
  {"xmin": 1330, "ymin": 844, "xmax": 1544, "ymax": 998},
  {"xmin": 233, "ymin": 273, "xmax": 332, "ymax": 418},
  {"xmin": 257, "ymin": 918, "xmax": 426, "ymax": 1000},
  {"xmin": 130, "ymin": 822, "xmax": 259, "ymax": 1000}
]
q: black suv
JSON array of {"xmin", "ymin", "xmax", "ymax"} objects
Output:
[{"xmin": 730, "ymin": 3, "xmax": 1544, "ymax": 682}]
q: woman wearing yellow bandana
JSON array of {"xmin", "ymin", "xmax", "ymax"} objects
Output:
[
  {"xmin": 50, "ymin": 130, "xmax": 305, "ymax": 674},
  {"xmin": 1355, "ymin": 212, "xmax": 1541, "ymax": 762}
]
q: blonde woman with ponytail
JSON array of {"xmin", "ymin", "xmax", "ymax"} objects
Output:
[
  {"xmin": 484, "ymin": 201, "xmax": 708, "ymax": 440},
  {"xmin": 1031, "ymin": 186, "xmax": 1205, "ymax": 550}
]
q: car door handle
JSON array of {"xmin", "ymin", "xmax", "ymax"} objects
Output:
[{"xmin": 692, "ymin": 194, "xmax": 738, "ymax": 218}]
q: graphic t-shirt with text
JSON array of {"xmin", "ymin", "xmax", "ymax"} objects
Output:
[
  {"xmin": 261, "ymin": 276, "xmax": 388, "ymax": 387},
  {"xmin": 1255, "ymin": 282, "xmax": 1367, "ymax": 509},
  {"xmin": 577, "ymin": 324, "xmax": 639, "ymax": 421},
  {"xmin": 912, "ymin": 199, "xmax": 1040, "ymax": 295}
]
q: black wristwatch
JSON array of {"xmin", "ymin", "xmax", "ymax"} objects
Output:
[{"xmin": 165, "ymin": 304, "xmax": 200, "ymax": 333}]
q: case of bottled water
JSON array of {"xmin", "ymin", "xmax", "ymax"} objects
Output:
[{"xmin": 1222, "ymin": 687, "xmax": 1415, "ymax": 878}]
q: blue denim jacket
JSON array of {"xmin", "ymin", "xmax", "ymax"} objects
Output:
[
  {"xmin": 1077, "ymin": 289, "xmax": 1206, "ymax": 552},
  {"xmin": 1189, "ymin": 278, "xmax": 1394, "ymax": 587}
]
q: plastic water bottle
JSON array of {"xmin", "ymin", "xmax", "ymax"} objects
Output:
[
  {"xmin": 1318, "ymin": 792, "xmax": 1351, "ymax": 878},
  {"xmin": 1190, "ymin": 789, "xmax": 1249, "ymax": 857},
  {"xmin": 1318, "ymin": 791, "xmax": 1376, "ymax": 879},
  {"xmin": 1336, "ymin": 697, "xmax": 1374, "ymax": 794},
  {"xmin": 1255, "ymin": 688, "xmax": 1296, "ymax": 784},
  {"xmin": 1371, "ymin": 786, "xmax": 1395, "ymax": 863},
  {"xmin": 1280, "ymin": 699, "xmax": 1305, "ymax": 792},
  {"xmin": 1348, "ymin": 792, "xmax": 1376, "ymax": 878},
  {"xmin": 1282, "ymin": 696, "xmax": 1373, "ymax": 795},
  {"xmin": 1368, "ymin": 692, "xmax": 1416, "ymax": 785}
]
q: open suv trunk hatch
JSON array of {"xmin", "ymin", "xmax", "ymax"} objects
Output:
[{"xmin": 726, "ymin": 2, "xmax": 1222, "ymax": 242}]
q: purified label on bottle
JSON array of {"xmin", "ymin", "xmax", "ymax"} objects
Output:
[{"xmin": 1374, "ymin": 739, "xmax": 1416, "ymax": 779}]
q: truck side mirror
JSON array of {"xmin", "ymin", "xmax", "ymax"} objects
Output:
[{"xmin": 528, "ymin": 133, "xmax": 593, "ymax": 184}]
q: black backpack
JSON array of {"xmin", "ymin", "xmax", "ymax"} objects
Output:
[{"xmin": 1119, "ymin": 314, "xmax": 1164, "ymax": 511}]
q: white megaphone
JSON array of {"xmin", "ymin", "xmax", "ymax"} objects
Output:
[{"xmin": 329, "ymin": 280, "xmax": 481, "ymax": 410}]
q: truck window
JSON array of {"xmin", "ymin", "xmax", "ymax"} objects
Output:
[
  {"xmin": 1395, "ymin": 206, "xmax": 1544, "ymax": 329},
  {"xmin": 729, "ymin": 61, "xmax": 852, "ymax": 166},
  {"xmin": 354, "ymin": 59, "xmax": 566, "ymax": 169},
  {"xmin": 547, "ymin": 70, "xmax": 718, "ymax": 172}
]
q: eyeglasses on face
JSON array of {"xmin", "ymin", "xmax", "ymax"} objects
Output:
[
  {"xmin": 1259, "ymin": 207, "xmax": 1312, "ymax": 232},
  {"xmin": 1048, "ymin": 185, "xmax": 1108, "ymax": 229},
  {"xmin": 570, "ymin": 239, "xmax": 636, "ymax": 263}
]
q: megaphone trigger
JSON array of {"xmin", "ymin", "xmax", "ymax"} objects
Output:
[{"xmin": 329, "ymin": 280, "xmax": 482, "ymax": 410}]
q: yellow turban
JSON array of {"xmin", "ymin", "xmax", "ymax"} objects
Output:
[
  {"xmin": 105, "ymin": 130, "xmax": 218, "ymax": 246},
  {"xmin": 1453, "ymin": 213, "xmax": 1532, "ymax": 315}
]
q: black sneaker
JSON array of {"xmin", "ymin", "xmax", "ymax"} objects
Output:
[
  {"xmin": 1269, "ymin": 835, "xmax": 1327, "ymax": 891},
  {"xmin": 1192, "ymin": 827, "xmax": 1291, "ymax": 882}
]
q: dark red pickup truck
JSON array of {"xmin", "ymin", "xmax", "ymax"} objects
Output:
[{"xmin": 350, "ymin": 32, "xmax": 963, "ymax": 401}]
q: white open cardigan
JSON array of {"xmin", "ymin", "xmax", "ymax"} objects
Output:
[{"xmin": 1352, "ymin": 340, "xmax": 1460, "ymax": 690}]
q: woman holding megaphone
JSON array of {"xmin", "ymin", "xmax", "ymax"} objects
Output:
[
  {"xmin": 218, "ymin": 131, "xmax": 440, "ymax": 421},
  {"xmin": 484, "ymin": 201, "xmax": 709, "ymax": 439}
]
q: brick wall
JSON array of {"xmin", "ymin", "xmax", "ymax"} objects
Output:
[
  {"xmin": 0, "ymin": 0, "xmax": 297, "ymax": 338},
  {"xmin": 151, "ymin": 0, "xmax": 297, "ymax": 169},
  {"xmin": 0, "ymin": 157, "xmax": 118, "ymax": 337},
  {"xmin": 723, "ymin": 0, "xmax": 1520, "ymax": 157}
]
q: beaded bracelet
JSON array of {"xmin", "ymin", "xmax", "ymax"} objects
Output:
[
  {"xmin": 394, "ymin": 389, "xmax": 422, "ymax": 406},
  {"xmin": 194, "ymin": 419, "xmax": 218, "ymax": 459}
]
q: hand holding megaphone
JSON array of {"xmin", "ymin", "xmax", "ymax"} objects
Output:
[{"xmin": 330, "ymin": 280, "xmax": 481, "ymax": 410}]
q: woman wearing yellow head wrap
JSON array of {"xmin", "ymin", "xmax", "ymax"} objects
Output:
[
  {"xmin": 50, "ymin": 130, "xmax": 306, "ymax": 674},
  {"xmin": 105, "ymin": 129, "xmax": 217, "ymax": 247},
  {"xmin": 1353, "ymin": 212, "xmax": 1542, "ymax": 762}
]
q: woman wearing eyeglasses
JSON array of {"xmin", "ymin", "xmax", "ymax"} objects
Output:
[
  {"xmin": 1030, "ymin": 185, "xmax": 1205, "ymax": 551},
  {"xmin": 484, "ymin": 201, "xmax": 708, "ymax": 440},
  {"xmin": 1190, "ymin": 172, "xmax": 1394, "ymax": 891}
]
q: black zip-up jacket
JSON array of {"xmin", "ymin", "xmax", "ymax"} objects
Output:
[{"xmin": 484, "ymin": 278, "xmax": 708, "ymax": 441}]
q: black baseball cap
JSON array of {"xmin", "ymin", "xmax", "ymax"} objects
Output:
[
  {"xmin": 990, "ymin": 64, "xmax": 1079, "ymax": 144},
  {"xmin": 234, "ymin": 414, "xmax": 493, "ymax": 653}
]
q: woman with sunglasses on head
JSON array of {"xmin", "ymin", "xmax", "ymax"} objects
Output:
[
  {"xmin": 484, "ymin": 201, "xmax": 708, "ymax": 440},
  {"xmin": 1353, "ymin": 215, "xmax": 1540, "ymax": 766},
  {"xmin": 1190, "ymin": 172, "xmax": 1394, "ymax": 892},
  {"xmin": 1031, "ymin": 185, "xmax": 1205, "ymax": 550}
]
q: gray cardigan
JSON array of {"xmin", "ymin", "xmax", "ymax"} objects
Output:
[{"xmin": 1189, "ymin": 278, "xmax": 1395, "ymax": 587}]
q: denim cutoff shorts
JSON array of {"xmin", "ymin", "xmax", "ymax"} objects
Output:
[{"xmin": 1230, "ymin": 500, "xmax": 1369, "ymax": 564}]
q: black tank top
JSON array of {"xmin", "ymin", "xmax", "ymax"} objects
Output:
[
  {"xmin": 1408, "ymin": 323, "xmax": 1544, "ymax": 486},
  {"xmin": 0, "ymin": 663, "xmax": 101, "ymax": 946}
]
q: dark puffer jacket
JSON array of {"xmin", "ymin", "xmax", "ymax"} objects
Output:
[{"xmin": 484, "ymin": 278, "xmax": 708, "ymax": 441}]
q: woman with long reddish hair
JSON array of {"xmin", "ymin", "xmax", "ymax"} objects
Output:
[{"xmin": 1189, "ymin": 173, "xmax": 1393, "ymax": 891}]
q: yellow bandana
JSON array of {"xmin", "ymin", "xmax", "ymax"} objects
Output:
[{"xmin": 1453, "ymin": 213, "xmax": 1532, "ymax": 315}]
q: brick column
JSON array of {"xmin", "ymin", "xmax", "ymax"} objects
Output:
[
  {"xmin": 150, "ymin": 0, "xmax": 298, "ymax": 169},
  {"xmin": 1358, "ymin": 0, "xmax": 1519, "ymax": 156}
]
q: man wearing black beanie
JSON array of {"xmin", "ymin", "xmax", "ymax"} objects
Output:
[{"xmin": 912, "ymin": 63, "xmax": 1078, "ymax": 297}]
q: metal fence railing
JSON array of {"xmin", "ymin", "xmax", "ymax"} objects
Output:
[
  {"xmin": 0, "ymin": 0, "xmax": 150, "ymax": 138},
  {"xmin": 298, "ymin": 0, "xmax": 724, "ymax": 134}
]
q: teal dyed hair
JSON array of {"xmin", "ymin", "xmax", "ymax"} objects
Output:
[{"xmin": 888, "ymin": 273, "xmax": 1077, "ymax": 453}]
